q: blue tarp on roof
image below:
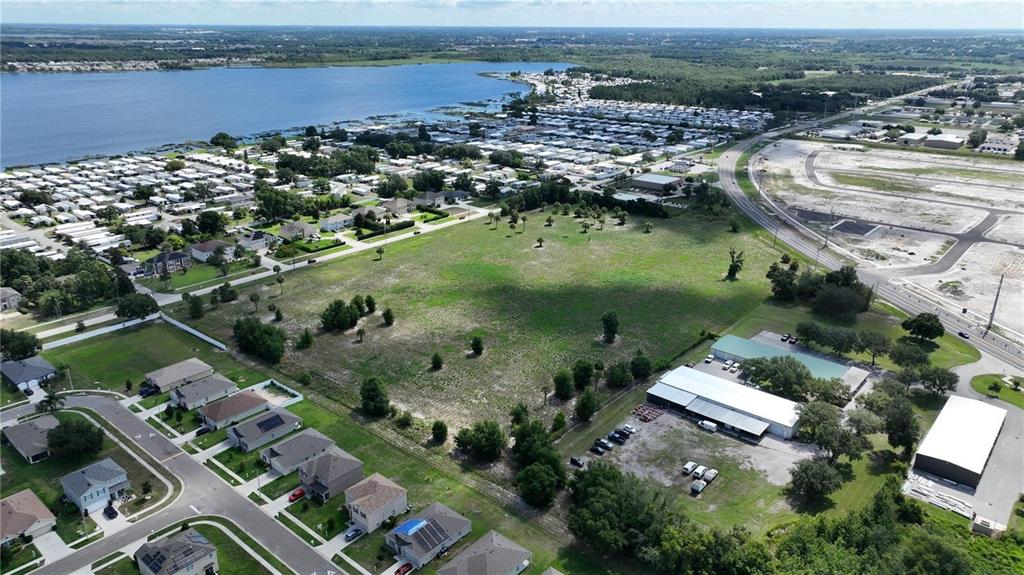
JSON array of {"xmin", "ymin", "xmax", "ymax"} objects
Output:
[{"xmin": 393, "ymin": 518, "xmax": 427, "ymax": 537}]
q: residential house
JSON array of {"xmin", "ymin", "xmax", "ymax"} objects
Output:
[
  {"xmin": 145, "ymin": 358, "xmax": 215, "ymax": 393},
  {"xmin": 299, "ymin": 446, "xmax": 364, "ymax": 503},
  {"xmin": 61, "ymin": 458, "xmax": 130, "ymax": 515},
  {"xmin": 351, "ymin": 206, "xmax": 387, "ymax": 221},
  {"xmin": 278, "ymin": 221, "xmax": 317, "ymax": 241},
  {"xmin": 190, "ymin": 239, "xmax": 235, "ymax": 263},
  {"xmin": 320, "ymin": 213, "xmax": 355, "ymax": 232},
  {"xmin": 386, "ymin": 502, "xmax": 471, "ymax": 569},
  {"xmin": 413, "ymin": 191, "xmax": 446, "ymax": 208},
  {"xmin": 2, "ymin": 414, "xmax": 59, "ymax": 463},
  {"xmin": 437, "ymin": 531, "xmax": 532, "ymax": 575},
  {"xmin": 1, "ymin": 356, "xmax": 58, "ymax": 393},
  {"xmin": 1, "ymin": 490, "xmax": 57, "ymax": 547},
  {"xmin": 145, "ymin": 251, "xmax": 193, "ymax": 275},
  {"xmin": 170, "ymin": 373, "xmax": 237, "ymax": 410},
  {"xmin": 237, "ymin": 230, "xmax": 271, "ymax": 251},
  {"xmin": 345, "ymin": 473, "xmax": 408, "ymax": 533},
  {"xmin": 380, "ymin": 198, "xmax": 412, "ymax": 216},
  {"xmin": 136, "ymin": 528, "xmax": 218, "ymax": 575},
  {"xmin": 227, "ymin": 410, "xmax": 301, "ymax": 453},
  {"xmin": 0, "ymin": 286, "xmax": 22, "ymax": 311},
  {"xmin": 259, "ymin": 429, "xmax": 334, "ymax": 474},
  {"xmin": 200, "ymin": 390, "xmax": 268, "ymax": 430}
]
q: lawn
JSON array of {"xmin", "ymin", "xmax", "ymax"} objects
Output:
[
  {"xmin": 95, "ymin": 556, "xmax": 138, "ymax": 575},
  {"xmin": 214, "ymin": 444, "xmax": 273, "ymax": 482},
  {"xmin": 0, "ymin": 412, "xmax": 166, "ymax": 543},
  {"xmin": 276, "ymin": 512, "xmax": 320, "ymax": 546},
  {"xmin": 41, "ymin": 322, "xmax": 274, "ymax": 394},
  {"xmin": 259, "ymin": 471, "xmax": 300, "ymax": 500},
  {"xmin": 152, "ymin": 406, "xmax": 205, "ymax": 435},
  {"xmin": 288, "ymin": 498, "xmax": 349, "ymax": 541},
  {"xmin": 138, "ymin": 260, "xmax": 262, "ymax": 293},
  {"xmin": 174, "ymin": 207, "xmax": 783, "ymax": 426},
  {"xmin": 0, "ymin": 543, "xmax": 41, "ymax": 572},
  {"xmin": 971, "ymin": 374, "xmax": 1024, "ymax": 409}
]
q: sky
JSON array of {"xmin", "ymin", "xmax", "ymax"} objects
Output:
[{"xmin": 3, "ymin": 0, "xmax": 1022, "ymax": 30}]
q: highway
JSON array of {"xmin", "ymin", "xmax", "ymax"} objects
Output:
[{"xmin": 716, "ymin": 103, "xmax": 1024, "ymax": 373}]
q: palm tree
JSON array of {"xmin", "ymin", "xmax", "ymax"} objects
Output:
[
  {"xmin": 376, "ymin": 246, "xmax": 385, "ymax": 261},
  {"xmin": 273, "ymin": 264, "xmax": 282, "ymax": 275},
  {"xmin": 249, "ymin": 291, "xmax": 261, "ymax": 312},
  {"xmin": 509, "ymin": 222, "xmax": 517, "ymax": 235},
  {"xmin": 160, "ymin": 270, "xmax": 172, "ymax": 290},
  {"xmin": 276, "ymin": 275, "xmax": 285, "ymax": 295},
  {"xmin": 488, "ymin": 212, "xmax": 497, "ymax": 229},
  {"xmin": 545, "ymin": 215, "xmax": 554, "ymax": 227},
  {"xmin": 357, "ymin": 327, "xmax": 366, "ymax": 343},
  {"xmin": 644, "ymin": 222, "xmax": 653, "ymax": 233},
  {"xmin": 581, "ymin": 221, "xmax": 591, "ymax": 234},
  {"xmin": 598, "ymin": 217, "xmax": 606, "ymax": 230},
  {"xmin": 521, "ymin": 215, "xmax": 528, "ymax": 231},
  {"xmin": 726, "ymin": 246, "xmax": 745, "ymax": 280},
  {"xmin": 536, "ymin": 237, "xmax": 544, "ymax": 248},
  {"xmin": 36, "ymin": 390, "xmax": 65, "ymax": 414},
  {"xmin": 541, "ymin": 385, "xmax": 550, "ymax": 406}
]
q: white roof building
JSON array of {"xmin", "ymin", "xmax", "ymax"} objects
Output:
[{"xmin": 913, "ymin": 395, "xmax": 1006, "ymax": 488}]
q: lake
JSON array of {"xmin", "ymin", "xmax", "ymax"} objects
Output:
[{"xmin": 0, "ymin": 61, "xmax": 567, "ymax": 167}]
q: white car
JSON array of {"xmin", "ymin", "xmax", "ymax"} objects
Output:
[
  {"xmin": 703, "ymin": 469, "xmax": 719, "ymax": 483},
  {"xmin": 622, "ymin": 424, "xmax": 638, "ymax": 435},
  {"xmin": 704, "ymin": 354, "xmax": 714, "ymax": 363},
  {"xmin": 693, "ymin": 465, "xmax": 708, "ymax": 479},
  {"xmin": 721, "ymin": 359, "xmax": 734, "ymax": 370},
  {"xmin": 682, "ymin": 461, "xmax": 697, "ymax": 475},
  {"xmin": 729, "ymin": 363, "xmax": 740, "ymax": 373},
  {"xmin": 690, "ymin": 480, "xmax": 707, "ymax": 495}
]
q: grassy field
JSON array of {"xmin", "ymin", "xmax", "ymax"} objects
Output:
[
  {"xmin": 174, "ymin": 208, "xmax": 783, "ymax": 425},
  {"xmin": 138, "ymin": 260, "xmax": 262, "ymax": 293},
  {"xmin": 288, "ymin": 498, "xmax": 348, "ymax": 541},
  {"xmin": 970, "ymin": 373, "xmax": 1024, "ymax": 409},
  {"xmin": 41, "ymin": 322, "xmax": 272, "ymax": 394},
  {"xmin": 923, "ymin": 507, "xmax": 1024, "ymax": 574},
  {"xmin": 830, "ymin": 172, "xmax": 932, "ymax": 195}
]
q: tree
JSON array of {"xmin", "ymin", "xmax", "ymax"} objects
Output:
[
  {"xmin": 356, "ymin": 327, "xmax": 366, "ymax": 343},
  {"xmin": 789, "ymin": 459, "xmax": 842, "ymax": 503},
  {"xmin": 725, "ymin": 246, "xmax": 745, "ymax": 280},
  {"xmin": 917, "ymin": 366, "xmax": 958, "ymax": 396},
  {"xmin": 630, "ymin": 350, "xmax": 652, "ymax": 380},
  {"xmin": 321, "ymin": 299, "xmax": 359, "ymax": 331},
  {"xmin": 966, "ymin": 128, "xmax": 988, "ymax": 148},
  {"xmin": 233, "ymin": 317, "xmax": 287, "ymax": 363},
  {"xmin": 1015, "ymin": 141, "xmax": 1024, "ymax": 161},
  {"xmin": 365, "ymin": 295, "xmax": 377, "ymax": 314},
  {"xmin": 188, "ymin": 295, "xmax": 205, "ymax": 319},
  {"xmin": 376, "ymin": 246, "xmax": 385, "ymax": 261},
  {"xmin": 575, "ymin": 389, "xmax": 597, "ymax": 422},
  {"xmin": 141, "ymin": 480, "xmax": 153, "ymax": 495},
  {"xmin": 797, "ymin": 401, "xmax": 842, "ymax": 441},
  {"xmin": 551, "ymin": 412, "xmax": 567, "ymax": 433},
  {"xmin": 196, "ymin": 210, "xmax": 227, "ymax": 236},
  {"xmin": 606, "ymin": 362, "xmax": 634, "ymax": 388},
  {"xmin": 431, "ymin": 420, "xmax": 448, "ymax": 444},
  {"xmin": 350, "ymin": 295, "xmax": 366, "ymax": 316},
  {"xmin": 382, "ymin": 308, "xmax": 395, "ymax": 326},
  {"xmin": 516, "ymin": 463, "xmax": 560, "ymax": 507},
  {"xmin": 470, "ymin": 336, "xmax": 484, "ymax": 356},
  {"xmin": 360, "ymin": 378, "xmax": 390, "ymax": 417},
  {"xmin": 744, "ymin": 355, "xmax": 813, "ymax": 401},
  {"xmin": 249, "ymin": 292, "xmax": 261, "ymax": 312},
  {"xmin": 125, "ymin": 380, "xmax": 133, "ymax": 393},
  {"xmin": 0, "ymin": 329, "xmax": 39, "ymax": 360},
  {"xmin": 454, "ymin": 420, "xmax": 506, "ymax": 462},
  {"xmin": 884, "ymin": 396, "xmax": 920, "ymax": 459},
  {"xmin": 572, "ymin": 360, "xmax": 593, "ymax": 390},
  {"xmin": 276, "ymin": 275, "xmax": 285, "ymax": 295},
  {"xmin": 115, "ymin": 293, "xmax": 158, "ymax": 321},
  {"xmin": 165, "ymin": 159, "xmax": 186, "ymax": 172},
  {"xmin": 296, "ymin": 327, "xmax": 314, "ymax": 350},
  {"xmin": 889, "ymin": 341, "xmax": 930, "ymax": 371},
  {"xmin": 431, "ymin": 352, "xmax": 444, "ymax": 371},
  {"xmin": 536, "ymin": 236, "xmax": 545, "ymax": 248},
  {"xmin": 858, "ymin": 330, "xmax": 891, "ymax": 365},
  {"xmin": 35, "ymin": 389, "xmax": 66, "ymax": 414},
  {"xmin": 901, "ymin": 313, "xmax": 944, "ymax": 341},
  {"xmin": 898, "ymin": 533, "xmax": 971, "ymax": 575},
  {"xmin": 210, "ymin": 132, "xmax": 237, "ymax": 150},
  {"xmin": 601, "ymin": 311, "xmax": 619, "ymax": 344},
  {"xmin": 509, "ymin": 402, "xmax": 530, "ymax": 427},
  {"xmin": 48, "ymin": 419, "xmax": 103, "ymax": 458},
  {"xmin": 553, "ymin": 370, "xmax": 573, "ymax": 400}
]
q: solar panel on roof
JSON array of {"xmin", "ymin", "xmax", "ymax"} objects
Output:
[
  {"xmin": 256, "ymin": 414, "xmax": 284, "ymax": 433},
  {"xmin": 411, "ymin": 518, "xmax": 449, "ymax": 551}
]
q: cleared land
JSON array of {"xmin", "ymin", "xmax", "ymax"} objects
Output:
[{"xmin": 173, "ymin": 209, "xmax": 782, "ymax": 425}]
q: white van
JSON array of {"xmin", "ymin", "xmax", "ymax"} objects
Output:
[{"xmin": 698, "ymin": 420, "xmax": 718, "ymax": 433}]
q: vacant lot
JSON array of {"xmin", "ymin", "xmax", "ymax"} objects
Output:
[{"xmin": 173, "ymin": 210, "xmax": 781, "ymax": 425}]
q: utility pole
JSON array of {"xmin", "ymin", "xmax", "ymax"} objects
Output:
[
  {"xmin": 986, "ymin": 274, "xmax": 1005, "ymax": 334},
  {"xmin": 823, "ymin": 204, "xmax": 834, "ymax": 249}
]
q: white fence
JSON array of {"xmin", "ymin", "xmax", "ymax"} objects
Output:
[{"xmin": 43, "ymin": 313, "xmax": 160, "ymax": 350}]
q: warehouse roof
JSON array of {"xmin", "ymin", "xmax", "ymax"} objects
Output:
[
  {"xmin": 654, "ymin": 366, "xmax": 800, "ymax": 428},
  {"xmin": 630, "ymin": 173, "xmax": 679, "ymax": 186},
  {"xmin": 712, "ymin": 334, "xmax": 849, "ymax": 380},
  {"xmin": 916, "ymin": 396, "xmax": 1006, "ymax": 476}
]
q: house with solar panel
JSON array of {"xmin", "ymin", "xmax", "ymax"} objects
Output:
[
  {"xmin": 385, "ymin": 502, "xmax": 471, "ymax": 569},
  {"xmin": 135, "ymin": 527, "xmax": 218, "ymax": 575},
  {"xmin": 227, "ymin": 409, "xmax": 301, "ymax": 453}
]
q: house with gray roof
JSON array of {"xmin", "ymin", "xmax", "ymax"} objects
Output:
[
  {"xmin": 145, "ymin": 358, "xmax": 214, "ymax": 393},
  {"xmin": 278, "ymin": 220, "xmax": 317, "ymax": 241},
  {"xmin": 200, "ymin": 390, "xmax": 268, "ymax": 430},
  {"xmin": 136, "ymin": 527, "xmax": 218, "ymax": 575},
  {"xmin": 170, "ymin": 373, "xmax": 237, "ymax": 410},
  {"xmin": 61, "ymin": 458, "xmax": 130, "ymax": 515},
  {"xmin": 1, "ymin": 490, "xmax": 56, "ymax": 547},
  {"xmin": 386, "ymin": 502, "xmax": 471, "ymax": 569},
  {"xmin": 259, "ymin": 428, "xmax": 334, "ymax": 474},
  {"xmin": 2, "ymin": 414, "xmax": 59, "ymax": 464},
  {"xmin": 320, "ymin": 213, "xmax": 355, "ymax": 232},
  {"xmin": 1, "ymin": 356, "xmax": 57, "ymax": 392},
  {"xmin": 0, "ymin": 286, "xmax": 22, "ymax": 311},
  {"xmin": 227, "ymin": 409, "xmax": 301, "ymax": 453},
  {"xmin": 299, "ymin": 446, "xmax": 364, "ymax": 503},
  {"xmin": 438, "ymin": 530, "xmax": 532, "ymax": 575},
  {"xmin": 346, "ymin": 473, "xmax": 408, "ymax": 533}
]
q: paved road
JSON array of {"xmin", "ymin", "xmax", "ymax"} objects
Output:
[
  {"xmin": 715, "ymin": 102, "xmax": 1024, "ymax": 372},
  {"xmin": 2, "ymin": 397, "xmax": 337, "ymax": 575}
]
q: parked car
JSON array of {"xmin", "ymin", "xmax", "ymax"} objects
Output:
[
  {"xmin": 23, "ymin": 388, "xmax": 33, "ymax": 397},
  {"xmin": 288, "ymin": 488, "xmax": 305, "ymax": 503},
  {"xmin": 690, "ymin": 480, "xmax": 708, "ymax": 495},
  {"xmin": 607, "ymin": 432, "xmax": 626, "ymax": 445},
  {"xmin": 396, "ymin": 563, "xmax": 414, "ymax": 575},
  {"xmin": 103, "ymin": 506, "xmax": 118, "ymax": 519},
  {"xmin": 704, "ymin": 354, "xmax": 714, "ymax": 363},
  {"xmin": 788, "ymin": 337, "xmax": 799, "ymax": 344},
  {"xmin": 703, "ymin": 469, "xmax": 719, "ymax": 483},
  {"xmin": 729, "ymin": 363, "xmax": 740, "ymax": 373},
  {"xmin": 958, "ymin": 331, "xmax": 970, "ymax": 339},
  {"xmin": 139, "ymin": 386, "xmax": 158, "ymax": 398},
  {"xmin": 722, "ymin": 360, "xmax": 733, "ymax": 370},
  {"xmin": 682, "ymin": 461, "xmax": 698, "ymax": 475},
  {"xmin": 570, "ymin": 457, "xmax": 585, "ymax": 468},
  {"xmin": 596, "ymin": 438, "xmax": 614, "ymax": 450},
  {"xmin": 622, "ymin": 424, "xmax": 638, "ymax": 435},
  {"xmin": 590, "ymin": 445, "xmax": 606, "ymax": 456},
  {"xmin": 698, "ymin": 420, "xmax": 718, "ymax": 433},
  {"xmin": 693, "ymin": 465, "xmax": 708, "ymax": 479},
  {"xmin": 781, "ymin": 333, "xmax": 790, "ymax": 341},
  {"xmin": 344, "ymin": 528, "xmax": 364, "ymax": 542},
  {"xmin": 307, "ymin": 258, "xmax": 317, "ymax": 264},
  {"xmin": 684, "ymin": 362, "xmax": 695, "ymax": 368},
  {"xmin": 195, "ymin": 427, "xmax": 211, "ymax": 437}
]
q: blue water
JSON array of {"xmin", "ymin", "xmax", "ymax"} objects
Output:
[{"xmin": 0, "ymin": 61, "xmax": 567, "ymax": 167}]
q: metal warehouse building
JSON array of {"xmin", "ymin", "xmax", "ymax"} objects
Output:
[
  {"xmin": 711, "ymin": 334, "xmax": 869, "ymax": 391},
  {"xmin": 912, "ymin": 396, "xmax": 1006, "ymax": 488},
  {"xmin": 627, "ymin": 173, "xmax": 682, "ymax": 192},
  {"xmin": 646, "ymin": 366, "xmax": 800, "ymax": 439}
]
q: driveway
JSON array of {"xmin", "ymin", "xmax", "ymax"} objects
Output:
[{"xmin": 33, "ymin": 531, "xmax": 73, "ymax": 564}]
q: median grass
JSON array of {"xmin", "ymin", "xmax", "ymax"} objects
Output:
[
  {"xmin": 138, "ymin": 260, "xmax": 262, "ymax": 293},
  {"xmin": 971, "ymin": 374, "xmax": 1024, "ymax": 409}
]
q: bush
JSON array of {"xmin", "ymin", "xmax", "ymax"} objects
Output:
[
  {"xmin": 454, "ymin": 420, "xmax": 506, "ymax": 462},
  {"xmin": 431, "ymin": 420, "xmax": 448, "ymax": 444},
  {"xmin": 396, "ymin": 411, "xmax": 413, "ymax": 429},
  {"xmin": 606, "ymin": 362, "xmax": 634, "ymax": 388},
  {"xmin": 360, "ymin": 378, "xmax": 390, "ymax": 417},
  {"xmin": 233, "ymin": 317, "xmax": 287, "ymax": 363},
  {"xmin": 554, "ymin": 370, "xmax": 574, "ymax": 400},
  {"xmin": 471, "ymin": 336, "xmax": 484, "ymax": 356},
  {"xmin": 575, "ymin": 389, "xmax": 597, "ymax": 422}
]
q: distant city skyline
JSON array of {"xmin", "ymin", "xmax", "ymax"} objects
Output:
[{"xmin": 3, "ymin": 1, "xmax": 1022, "ymax": 30}]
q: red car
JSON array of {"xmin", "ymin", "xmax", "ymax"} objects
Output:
[
  {"xmin": 395, "ymin": 563, "xmax": 414, "ymax": 575},
  {"xmin": 288, "ymin": 488, "xmax": 305, "ymax": 503}
]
